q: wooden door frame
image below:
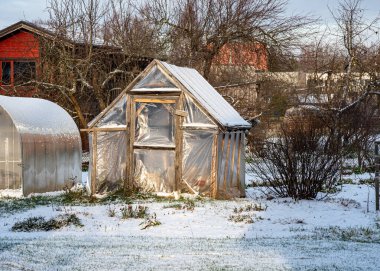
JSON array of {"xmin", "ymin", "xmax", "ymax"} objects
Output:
[{"xmin": 125, "ymin": 94, "xmax": 182, "ymax": 193}]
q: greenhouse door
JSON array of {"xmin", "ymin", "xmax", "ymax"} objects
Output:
[{"xmin": 131, "ymin": 97, "xmax": 179, "ymax": 193}]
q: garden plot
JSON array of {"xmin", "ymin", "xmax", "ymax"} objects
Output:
[{"xmin": 0, "ymin": 174, "xmax": 380, "ymax": 270}]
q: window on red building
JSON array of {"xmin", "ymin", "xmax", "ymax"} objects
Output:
[
  {"xmin": 0, "ymin": 60, "xmax": 36, "ymax": 86},
  {"xmin": 14, "ymin": 61, "xmax": 36, "ymax": 85},
  {"xmin": 1, "ymin": 61, "xmax": 11, "ymax": 85}
]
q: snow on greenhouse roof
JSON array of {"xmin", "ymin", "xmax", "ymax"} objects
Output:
[
  {"xmin": 0, "ymin": 95, "xmax": 79, "ymax": 135},
  {"xmin": 159, "ymin": 61, "xmax": 251, "ymax": 129}
]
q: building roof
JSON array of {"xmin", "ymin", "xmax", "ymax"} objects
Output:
[
  {"xmin": 0, "ymin": 95, "xmax": 79, "ymax": 136},
  {"xmin": 0, "ymin": 21, "xmax": 60, "ymax": 41},
  {"xmin": 90, "ymin": 59, "xmax": 251, "ymax": 130},
  {"xmin": 159, "ymin": 60, "xmax": 251, "ymax": 129}
]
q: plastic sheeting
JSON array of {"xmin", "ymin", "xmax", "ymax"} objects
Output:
[
  {"xmin": 133, "ymin": 149, "xmax": 175, "ymax": 192},
  {"xmin": 95, "ymin": 131, "xmax": 127, "ymax": 192},
  {"xmin": 183, "ymin": 94, "xmax": 216, "ymax": 127},
  {"xmin": 96, "ymin": 95, "xmax": 127, "ymax": 127},
  {"xmin": 135, "ymin": 102, "xmax": 175, "ymax": 146},
  {"xmin": 182, "ymin": 131, "xmax": 215, "ymax": 195},
  {"xmin": 217, "ymin": 132, "xmax": 244, "ymax": 198},
  {"xmin": 0, "ymin": 95, "xmax": 82, "ymax": 195},
  {"xmin": 0, "ymin": 107, "xmax": 21, "ymax": 189},
  {"xmin": 133, "ymin": 66, "xmax": 177, "ymax": 89}
]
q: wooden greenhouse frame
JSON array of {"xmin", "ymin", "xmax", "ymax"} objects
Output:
[{"xmin": 84, "ymin": 60, "xmax": 251, "ymax": 198}]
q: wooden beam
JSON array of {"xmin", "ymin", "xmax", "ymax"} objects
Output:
[
  {"xmin": 223, "ymin": 133, "xmax": 231, "ymax": 194},
  {"xmin": 81, "ymin": 127, "xmax": 127, "ymax": 132},
  {"xmin": 91, "ymin": 131, "xmax": 97, "ymax": 195},
  {"xmin": 211, "ymin": 134, "xmax": 218, "ymax": 198},
  {"xmin": 229, "ymin": 132, "xmax": 237, "ymax": 191},
  {"xmin": 236, "ymin": 132, "xmax": 242, "ymax": 196},
  {"xmin": 126, "ymin": 95, "xmax": 135, "ymax": 191},
  {"xmin": 174, "ymin": 94, "xmax": 184, "ymax": 193},
  {"xmin": 239, "ymin": 132, "xmax": 246, "ymax": 197},
  {"xmin": 134, "ymin": 98, "xmax": 176, "ymax": 104},
  {"xmin": 133, "ymin": 145, "xmax": 175, "ymax": 150},
  {"xmin": 124, "ymin": 95, "xmax": 131, "ymax": 193}
]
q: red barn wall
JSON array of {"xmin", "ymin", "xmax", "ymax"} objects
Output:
[
  {"xmin": 0, "ymin": 30, "xmax": 39, "ymax": 96},
  {"xmin": 0, "ymin": 30, "xmax": 39, "ymax": 59},
  {"xmin": 213, "ymin": 43, "xmax": 268, "ymax": 71}
]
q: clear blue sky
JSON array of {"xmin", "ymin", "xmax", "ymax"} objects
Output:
[{"xmin": 0, "ymin": 0, "xmax": 379, "ymax": 29}]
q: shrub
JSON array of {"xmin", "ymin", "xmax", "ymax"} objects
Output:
[
  {"xmin": 11, "ymin": 214, "xmax": 83, "ymax": 232},
  {"xmin": 248, "ymin": 111, "xmax": 345, "ymax": 200}
]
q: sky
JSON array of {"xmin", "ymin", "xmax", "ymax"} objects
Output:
[{"xmin": 0, "ymin": 0, "xmax": 379, "ymax": 30}]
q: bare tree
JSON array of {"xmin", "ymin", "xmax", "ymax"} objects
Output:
[{"xmin": 140, "ymin": 0, "xmax": 316, "ymax": 80}]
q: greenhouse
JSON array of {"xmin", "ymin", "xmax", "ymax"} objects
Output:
[
  {"xmin": 0, "ymin": 95, "xmax": 82, "ymax": 195},
  {"xmin": 86, "ymin": 60, "xmax": 251, "ymax": 198}
]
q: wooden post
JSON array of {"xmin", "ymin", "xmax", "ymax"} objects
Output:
[
  {"xmin": 375, "ymin": 141, "xmax": 379, "ymax": 211},
  {"xmin": 126, "ymin": 96, "xmax": 135, "ymax": 192},
  {"xmin": 124, "ymin": 95, "xmax": 131, "ymax": 193},
  {"xmin": 229, "ymin": 132, "xmax": 237, "ymax": 190},
  {"xmin": 174, "ymin": 94, "xmax": 184, "ymax": 194},
  {"xmin": 91, "ymin": 131, "xmax": 97, "ymax": 195},
  {"xmin": 211, "ymin": 134, "xmax": 218, "ymax": 198},
  {"xmin": 236, "ymin": 132, "xmax": 243, "ymax": 196},
  {"xmin": 223, "ymin": 133, "xmax": 231, "ymax": 194}
]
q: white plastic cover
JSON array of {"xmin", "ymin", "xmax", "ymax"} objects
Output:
[
  {"xmin": 183, "ymin": 94, "xmax": 216, "ymax": 127},
  {"xmin": 135, "ymin": 102, "xmax": 175, "ymax": 146},
  {"xmin": 182, "ymin": 131, "xmax": 215, "ymax": 195},
  {"xmin": 96, "ymin": 95, "xmax": 127, "ymax": 127},
  {"xmin": 217, "ymin": 132, "xmax": 243, "ymax": 198},
  {"xmin": 133, "ymin": 149, "xmax": 175, "ymax": 192},
  {"xmin": 133, "ymin": 66, "xmax": 177, "ymax": 90},
  {"xmin": 95, "ymin": 131, "xmax": 127, "ymax": 192},
  {"xmin": 160, "ymin": 61, "xmax": 251, "ymax": 129}
]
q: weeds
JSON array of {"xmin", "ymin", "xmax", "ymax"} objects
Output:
[
  {"xmin": 233, "ymin": 203, "xmax": 266, "ymax": 213},
  {"xmin": 107, "ymin": 205, "xmax": 117, "ymax": 217},
  {"xmin": 11, "ymin": 214, "xmax": 83, "ymax": 232},
  {"xmin": 120, "ymin": 205, "xmax": 148, "ymax": 219},
  {"xmin": 140, "ymin": 213, "xmax": 161, "ymax": 230},
  {"xmin": 228, "ymin": 214, "xmax": 254, "ymax": 224},
  {"xmin": 163, "ymin": 198, "xmax": 196, "ymax": 211}
]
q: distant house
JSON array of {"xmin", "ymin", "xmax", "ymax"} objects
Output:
[
  {"xmin": 213, "ymin": 42, "xmax": 268, "ymax": 71},
  {"xmin": 0, "ymin": 21, "xmax": 46, "ymax": 96}
]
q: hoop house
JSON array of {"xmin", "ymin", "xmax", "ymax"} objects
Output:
[
  {"xmin": 86, "ymin": 60, "xmax": 251, "ymax": 198},
  {"xmin": 0, "ymin": 95, "xmax": 82, "ymax": 195}
]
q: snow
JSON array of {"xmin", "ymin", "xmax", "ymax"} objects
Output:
[
  {"xmin": 0, "ymin": 95, "xmax": 78, "ymax": 135},
  {"xmin": 1, "ymin": 171, "xmax": 380, "ymax": 270},
  {"xmin": 161, "ymin": 61, "xmax": 251, "ymax": 129}
]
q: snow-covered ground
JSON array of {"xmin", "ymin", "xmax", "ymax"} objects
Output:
[{"xmin": 0, "ymin": 172, "xmax": 380, "ymax": 270}]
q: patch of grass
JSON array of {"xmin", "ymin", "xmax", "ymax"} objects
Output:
[
  {"xmin": 11, "ymin": 214, "xmax": 83, "ymax": 232},
  {"xmin": 0, "ymin": 195, "xmax": 58, "ymax": 216},
  {"xmin": 233, "ymin": 203, "xmax": 266, "ymax": 213},
  {"xmin": 228, "ymin": 214, "xmax": 255, "ymax": 224},
  {"xmin": 313, "ymin": 226, "xmax": 380, "ymax": 243},
  {"xmin": 163, "ymin": 198, "xmax": 196, "ymax": 211},
  {"xmin": 107, "ymin": 205, "xmax": 117, "ymax": 217},
  {"xmin": 120, "ymin": 204, "xmax": 148, "ymax": 219}
]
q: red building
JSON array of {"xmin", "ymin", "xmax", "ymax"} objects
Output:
[
  {"xmin": 0, "ymin": 21, "xmax": 54, "ymax": 96},
  {"xmin": 213, "ymin": 42, "xmax": 268, "ymax": 71}
]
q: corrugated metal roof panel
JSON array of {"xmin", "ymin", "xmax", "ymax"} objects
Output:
[{"xmin": 160, "ymin": 61, "xmax": 251, "ymax": 129}]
